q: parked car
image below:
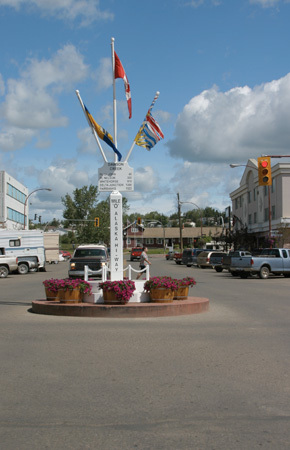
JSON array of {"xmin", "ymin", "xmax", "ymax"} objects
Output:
[
  {"xmin": 60, "ymin": 250, "xmax": 72, "ymax": 260},
  {"xmin": 165, "ymin": 251, "xmax": 174, "ymax": 260},
  {"xmin": 182, "ymin": 248, "xmax": 204, "ymax": 267},
  {"xmin": 130, "ymin": 247, "xmax": 143, "ymax": 261},
  {"xmin": 209, "ymin": 251, "xmax": 228, "ymax": 272},
  {"xmin": 197, "ymin": 250, "xmax": 217, "ymax": 268},
  {"xmin": 174, "ymin": 252, "xmax": 183, "ymax": 264}
]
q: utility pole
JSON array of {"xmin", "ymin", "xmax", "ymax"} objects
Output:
[{"xmin": 177, "ymin": 193, "xmax": 183, "ymax": 252}]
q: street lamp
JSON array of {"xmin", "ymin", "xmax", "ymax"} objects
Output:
[
  {"xmin": 23, "ymin": 188, "xmax": 52, "ymax": 230},
  {"xmin": 178, "ymin": 198, "xmax": 203, "ymax": 252},
  {"xmin": 230, "ymin": 162, "xmax": 271, "ymax": 242}
]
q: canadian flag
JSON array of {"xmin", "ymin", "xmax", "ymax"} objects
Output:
[{"xmin": 114, "ymin": 51, "xmax": 132, "ymax": 119}]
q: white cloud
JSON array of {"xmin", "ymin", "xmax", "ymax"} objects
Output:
[
  {"xmin": 167, "ymin": 73, "xmax": 290, "ymax": 164},
  {"xmin": 95, "ymin": 57, "xmax": 112, "ymax": 91},
  {"xmin": 0, "ymin": 44, "xmax": 89, "ymax": 150},
  {"xmin": 0, "ymin": 0, "xmax": 113, "ymax": 26},
  {"xmin": 134, "ymin": 166, "xmax": 158, "ymax": 193},
  {"xmin": 249, "ymin": 0, "xmax": 279, "ymax": 7}
]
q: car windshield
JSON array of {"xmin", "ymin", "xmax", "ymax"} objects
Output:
[{"xmin": 74, "ymin": 249, "xmax": 106, "ymax": 257}]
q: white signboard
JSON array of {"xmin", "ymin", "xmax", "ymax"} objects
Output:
[{"xmin": 98, "ymin": 162, "xmax": 134, "ymax": 192}]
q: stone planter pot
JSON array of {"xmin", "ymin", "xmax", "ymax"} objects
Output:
[
  {"xmin": 44, "ymin": 287, "xmax": 59, "ymax": 301},
  {"xmin": 149, "ymin": 288, "xmax": 174, "ymax": 303},
  {"xmin": 173, "ymin": 286, "xmax": 189, "ymax": 300},
  {"xmin": 58, "ymin": 288, "xmax": 83, "ymax": 304},
  {"xmin": 103, "ymin": 290, "xmax": 126, "ymax": 305}
]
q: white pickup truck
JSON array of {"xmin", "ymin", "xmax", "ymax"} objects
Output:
[
  {"xmin": 0, "ymin": 255, "xmax": 18, "ymax": 278},
  {"xmin": 230, "ymin": 248, "xmax": 290, "ymax": 279}
]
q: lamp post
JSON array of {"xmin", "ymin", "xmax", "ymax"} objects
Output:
[
  {"xmin": 230, "ymin": 162, "xmax": 271, "ymax": 243},
  {"xmin": 178, "ymin": 197, "xmax": 203, "ymax": 251},
  {"xmin": 23, "ymin": 188, "xmax": 52, "ymax": 230}
]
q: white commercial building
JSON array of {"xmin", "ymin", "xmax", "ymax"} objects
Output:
[
  {"xmin": 230, "ymin": 159, "xmax": 290, "ymax": 246},
  {"xmin": 0, "ymin": 171, "xmax": 28, "ymax": 230}
]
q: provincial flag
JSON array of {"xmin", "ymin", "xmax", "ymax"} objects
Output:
[
  {"xmin": 135, "ymin": 112, "xmax": 164, "ymax": 151},
  {"xmin": 114, "ymin": 51, "xmax": 132, "ymax": 119},
  {"xmin": 84, "ymin": 105, "xmax": 122, "ymax": 161}
]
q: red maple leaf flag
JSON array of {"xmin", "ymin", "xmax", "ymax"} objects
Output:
[{"xmin": 114, "ymin": 51, "xmax": 132, "ymax": 119}]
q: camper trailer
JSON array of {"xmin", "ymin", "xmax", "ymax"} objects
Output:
[
  {"xmin": 43, "ymin": 232, "xmax": 59, "ymax": 264},
  {"xmin": 0, "ymin": 230, "xmax": 46, "ymax": 274}
]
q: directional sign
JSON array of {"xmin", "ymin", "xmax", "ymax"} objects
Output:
[{"xmin": 98, "ymin": 162, "xmax": 134, "ymax": 192}]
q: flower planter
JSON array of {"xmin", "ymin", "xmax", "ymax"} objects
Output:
[
  {"xmin": 58, "ymin": 288, "xmax": 83, "ymax": 304},
  {"xmin": 103, "ymin": 290, "xmax": 126, "ymax": 305},
  {"xmin": 173, "ymin": 286, "xmax": 189, "ymax": 300},
  {"xmin": 149, "ymin": 288, "xmax": 174, "ymax": 303},
  {"xmin": 44, "ymin": 287, "xmax": 60, "ymax": 301}
]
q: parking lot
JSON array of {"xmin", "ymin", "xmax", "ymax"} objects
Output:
[{"xmin": 1, "ymin": 256, "xmax": 290, "ymax": 449}]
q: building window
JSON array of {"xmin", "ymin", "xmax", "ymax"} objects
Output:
[
  {"xmin": 254, "ymin": 212, "xmax": 257, "ymax": 224},
  {"xmin": 7, "ymin": 207, "xmax": 25, "ymax": 225},
  {"xmin": 272, "ymin": 205, "xmax": 276, "ymax": 220},
  {"xmin": 271, "ymin": 178, "xmax": 275, "ymax": 193},
  {"xmin": 235, "ymin": 198, "xmax": 238, "ymax": 209},
  {"xmin": 248, "ymin": 214, "xmax": 252, "ymax": 225},
  {"xmin": 264, "ymin": 185, "xmax": 268, "ymax": 196},
  {"xmin": 7, "ymin": 183, "xmax": 26, "ymax": 204},
  {"xmin": 264, "ymin": 207, "xmax": 269, "ymax": 222},
  {"xmin": 145, "ymin": 238, "xmax": 154, "ymax": 245},
  {"xmin": 248, "ymin": 191, "xmax": 251, "ymax": 204},
  {"xmin": 157, "ymin": 238, "xmax": 163, "ymax": 244},
  {"xmin": 253, "ymin": 188, "xmax": 257, "ymax": 201}
]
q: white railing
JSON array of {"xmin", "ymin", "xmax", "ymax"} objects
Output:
[{"xmin": 84, "ymin": 264, "xmax": 150, "ymax": 282}]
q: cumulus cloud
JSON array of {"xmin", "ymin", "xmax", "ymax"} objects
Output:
[
  {"xmin": 134, "ymin": 166, "xmax": 158, "ymax": 193},
  {"xmin": 167, "ymin": 73, "xmax": 290, "ymax": 164},
  {"xmin": 0, "ymin": 44, "xmax": 89, "ymax": 151},
  {"xmin": 0, "ymin": 0, "xmax": 113, "ymax": 26}
]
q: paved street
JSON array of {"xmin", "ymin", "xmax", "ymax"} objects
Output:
[{"xmin": 0, "ymin": 256, "xmax": 290, "ymax": 449}]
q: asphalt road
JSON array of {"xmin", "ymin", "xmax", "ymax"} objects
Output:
[{"xmin": 0, "ymin": 256, "xmax": 289, "ymax": 449}]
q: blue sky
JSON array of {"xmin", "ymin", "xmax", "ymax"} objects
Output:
[{"xmin": 1, "ymin": 0, "xmax": 290, "ymax": 221}]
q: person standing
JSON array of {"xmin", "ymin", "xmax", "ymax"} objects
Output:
[{"xmin": 136, "ymin": 246, "xmax": 151, "ymax": 279}]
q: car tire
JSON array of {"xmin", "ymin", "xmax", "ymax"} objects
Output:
[
  {"xmin": 215, "ymin": 267, "xmax": 223, "ymax": 272},
  {"xmin": 0, "ymin": 266, "xmax": 9, "ymax": 278},
  {"xmin": 259, "ymin": 266, "xmax": 270, "ymax": 279},
  {"xmin": 18, "ymin": 263, "xmax": 29, "ymax": 275}
]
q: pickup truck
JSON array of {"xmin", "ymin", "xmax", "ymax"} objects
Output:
[
  {"xmin": 68, "ymin": 244, "xmax": 109, "ymax": 279},
  {"xmin": 230, "ymin": 248, "xmax": 290, "ymax": 279},
  {"xmin": 0, "ymin": 255, "xmax": 18, "ymax": 278},
  {"xmin": 130, "ymin": 247, "xmax": 142, "ymax": 261},
  {"xmin": 222, "ymin": 251, "xmax": 252, "ymax": 275}
]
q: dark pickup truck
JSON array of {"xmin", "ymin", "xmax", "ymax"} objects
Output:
[
  {"xmin": 222, "ymin": 251, "xmax": 252, "ymax": 275},
  {"xmin": 68, "ymin": 244, "xmax": 109, "ymax": 278}
]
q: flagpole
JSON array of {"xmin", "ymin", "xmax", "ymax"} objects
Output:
[
  {"xmin": 75, "ymin": 90, "xmax": 108, "ymax": 163},
  {"xmin": 111, "ymin": 37, "xmax": 118, "ymax": 163},
  {"xmin": 124, "ymin": 91, "xmax": 160, "ymax": 162}
]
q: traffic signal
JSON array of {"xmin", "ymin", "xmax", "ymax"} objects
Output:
[
  {"xmin": 94, "ymin": 217, "xmax": 99, "ymax": 227},
  {"xmin": 34, "ymin": 214, "xmax": 38, "ymax": 220},
  {"xmin": 137, "ymin": 217, "xmax": 142, "ymax": 225},
  {"xmin": 258, "ymin": 156, "xmax": 272, "ymax": 186},
  {"xmin": 38, "ymin": 216, "xmax": 42, "ymax": 223}
]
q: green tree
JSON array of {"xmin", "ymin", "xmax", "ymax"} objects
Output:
[{"xmin": 62, "ymin": 185, "xmax": 100, "ymax": 244}]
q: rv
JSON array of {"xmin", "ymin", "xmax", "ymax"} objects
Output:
[
  {"xmin": 43, "ymin": 232, "xmax": 59, "ymax": 264},
  {"xmin": 0, "ymin": 230, "xmax": 46, "ymax": 274}
]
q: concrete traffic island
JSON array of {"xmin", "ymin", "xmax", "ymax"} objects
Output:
[{"xmin": 31, "ymin": 297, "xmax": 209, "ymax": 318}]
